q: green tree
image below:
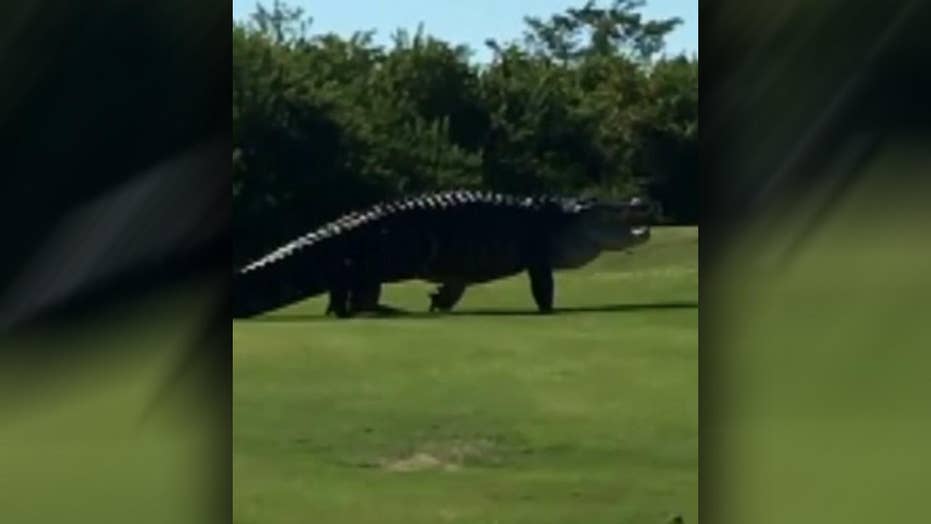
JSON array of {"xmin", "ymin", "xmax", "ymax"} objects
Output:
[
  {"xmin": 232, "ymin": 0, "xmax": 698, "ymax": 264},
  {"xmin": 521, "ymin": 0, "xmax": 682, "ymax": 63}
]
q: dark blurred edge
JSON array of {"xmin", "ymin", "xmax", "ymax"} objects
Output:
[
  {"xmin": 700, "ymin": 0, "xmax": 930, "ymax": 522},
  {"xmin": 3, "ymin": 0, "xmax": 929, "ymax": 520},
  {"xmin": 0, "ymin": 0, "xmax": 231, "ymax": 522}
]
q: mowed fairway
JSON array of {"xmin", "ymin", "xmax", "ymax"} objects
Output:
[{"xmin": 234, "ymin": 227, "xmax": 697, "ymax": 524}]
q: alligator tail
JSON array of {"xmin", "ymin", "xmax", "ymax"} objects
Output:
[{"xmin": 232, "ymin": 243, "xmax": 330, "ymax": 319}]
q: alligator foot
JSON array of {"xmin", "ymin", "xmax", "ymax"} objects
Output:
[
  {"xmin": 428, "ymin": 281, "xmax": 466, "ymax": 312},
  {"xmin": 326, "ymin": 289, "xmax": 351, "ymax": 318},
  {"xmin": 326, "ymin": 305, "xmax": 404, "ymax": 318},
  {"xmin": 354, "ymin": 304, "xmax": 407, "ymax": 317},
  {"xmin": 326, "ymin": 305, "xmax": 353, "ymax": 318},
  {"xmin": 328, "ymin": 283, "xmax": 393, "ymax": 318}
]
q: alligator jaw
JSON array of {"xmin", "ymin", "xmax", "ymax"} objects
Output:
[
  {"xmin": 630, "ymin": 225, "xmax": 651, "ymax": 241},
  {"xmin": 581, "ymin": 196, "xmax": 653, "ymax": 252}
]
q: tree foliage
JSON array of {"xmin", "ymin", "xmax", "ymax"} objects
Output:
[{"xmin": 233, "ymin": 1, "xmax": 697, "ymax": 265}]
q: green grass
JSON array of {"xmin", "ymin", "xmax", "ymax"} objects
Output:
[{"xmin": 234, "ymin": 227, "xmax": 698, "ymax": 524}]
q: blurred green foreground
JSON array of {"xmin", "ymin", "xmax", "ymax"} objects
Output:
[{"xmin": 707, "ymin": 142, "xmax": 931, "ymax": 524}]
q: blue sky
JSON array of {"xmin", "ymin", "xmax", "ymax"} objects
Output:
[{"xmin": 232, "ymin": 0, "xmax": 697, "ymax": 62}]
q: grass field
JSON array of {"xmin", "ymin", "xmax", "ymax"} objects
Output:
[{"xmin": 233, "ymin": 226, "xmax": 697, "ymax": 524}]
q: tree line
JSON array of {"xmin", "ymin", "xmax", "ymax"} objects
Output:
[{"xmin": 233, "ymin": 0, "xmax": 697, "ymax": 265}]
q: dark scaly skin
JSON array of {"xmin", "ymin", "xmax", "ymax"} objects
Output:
[
  {"xmin": 233, "ymin": 190, "xmax": 647, "ymax": 319},
  {"xmin": 428, "ymin": 281, "xmax": 466, "ymax": 312}
]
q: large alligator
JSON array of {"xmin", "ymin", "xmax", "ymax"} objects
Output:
[{"xmin": 233, "ymin": 190, "xmax": 652, "ymax": 319}]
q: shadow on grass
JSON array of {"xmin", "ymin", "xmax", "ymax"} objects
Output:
[{"xmin": 244, "ymin": 301, "xmax": 698, "ymax": 323}]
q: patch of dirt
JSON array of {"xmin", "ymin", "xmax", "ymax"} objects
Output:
[
  {"xmin": 379, "ymin": 438, "xmax": 502, "ymax": 472},
  {"xmin": 381, "ymin": 452, "xmax": 459, "ymax": 472}
]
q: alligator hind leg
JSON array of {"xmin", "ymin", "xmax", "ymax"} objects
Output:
[
  {"xmin": 326, "ymin": 287, "xmax": 351, "ymax": 318},
  {"xmin": 429, "ymin": 281, "xmax": 466, "ymax": 312},
  {"xmin": 527, "ymin": 265, "xmax": 554, "ymax": 314},
  {"xmin": 327, "ymin": 284, "xmax": 404, "ymax": 318},
  {"xmin": 349, "ymin": 282, "xmax": 406, "ymax": 316},
  {"xmin": 350, "ymin": 282, "xmax": 380, "ymax": 312}
]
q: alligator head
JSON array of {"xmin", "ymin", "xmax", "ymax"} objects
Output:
[{"xmin": 551, "ymin": 196, "xmax": 653, "ymax": 269}]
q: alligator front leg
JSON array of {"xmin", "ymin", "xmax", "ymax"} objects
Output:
[
  {"xmin": 429, "ymin": 281, "xmax": 467, "ymax": 312},
  {"xmin": 527, "ymin": 264, "xmax": 554, "ymax": 314}
]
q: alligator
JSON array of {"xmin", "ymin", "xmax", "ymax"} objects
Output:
[{"xmin": 233, "ymin": 190, "xmax": 652, "ymax": 319}]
